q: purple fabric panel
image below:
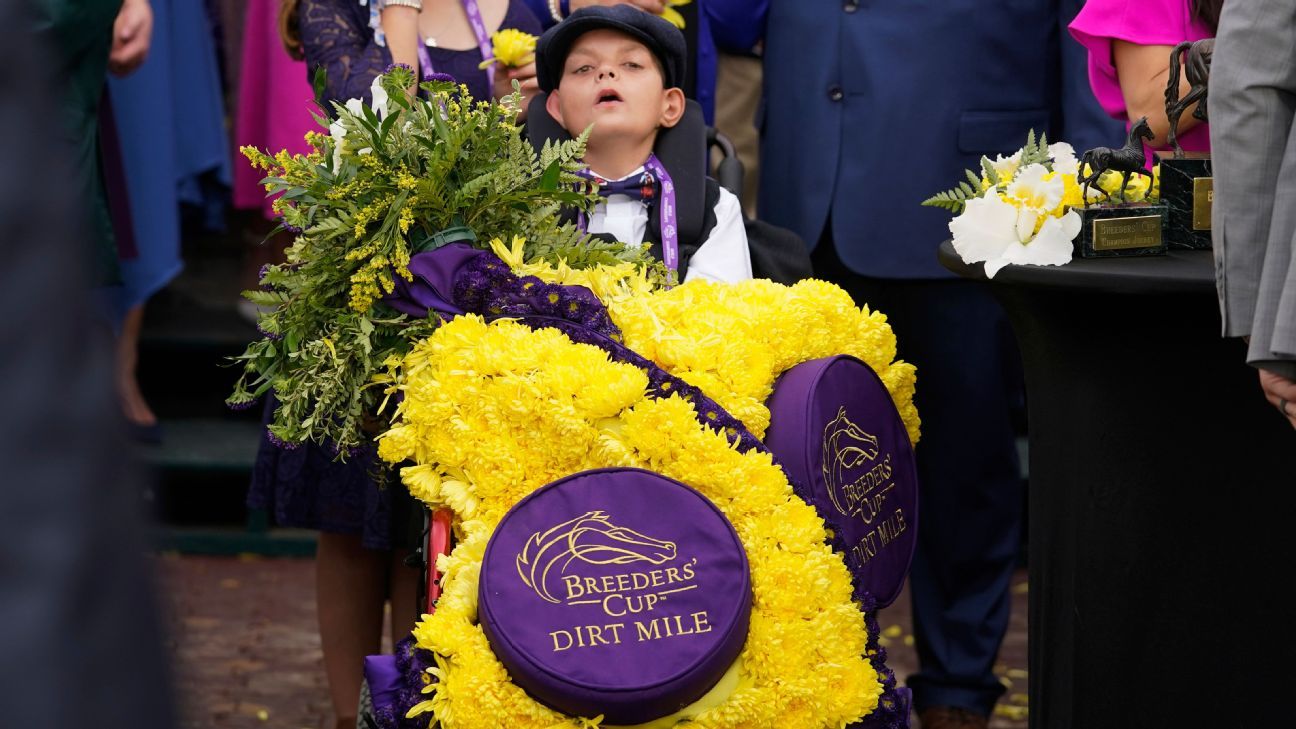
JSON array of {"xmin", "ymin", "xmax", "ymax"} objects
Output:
[
  {"xmin": 479, "ymin": 468, "xmax": 750, "ymax": 725},
  {"xmin": 364, "ymin": 654, "xmax": 401, "ymax": 718},
  {"xmin": 384, "ymin": 243, "xmax": 488, "ymax": 316},
  {"xmin": 764, "ymin": 355, "xmax": 918, "ymax": 608}
]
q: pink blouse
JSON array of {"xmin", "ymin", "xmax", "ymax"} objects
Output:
[{"xmin": 1069, "ymin": 0, "xmax": 1213, "ymax": 157}]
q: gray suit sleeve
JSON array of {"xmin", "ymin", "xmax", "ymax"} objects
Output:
[{"xmin": 1210, "ymin": 0, "xmax": 1296, "ymax": 367}]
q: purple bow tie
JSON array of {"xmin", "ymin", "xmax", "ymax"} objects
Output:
[{"xmin": 587, "ymin": 170, "xmax": 659, "ymax": 201}]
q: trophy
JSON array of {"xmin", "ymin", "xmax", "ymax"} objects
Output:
[
  {"xmin": 1155, "ymin": 38, "xmax": 1214, "ymax": 250},
  {"xmin": 1074, "ymin": 116, "xmax": 1168, "ymax": 258}
]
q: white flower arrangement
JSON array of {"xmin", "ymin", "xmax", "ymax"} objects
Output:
[{"xmin": 924, "ymin": 133, "xmax": 1087, "ymax": 278}]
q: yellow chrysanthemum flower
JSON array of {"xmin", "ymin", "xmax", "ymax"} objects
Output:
[{"xmin": 479, "ymin": 29, "xmax": 537, "ymax": 69}]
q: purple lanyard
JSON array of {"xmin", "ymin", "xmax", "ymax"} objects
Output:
[
  {"xmin": 415, "ymin": 0, "xmax": 495, "ymax": 89},
  {"xmin": 578, "ymin": 154, "xmax": 680, "ymax": 275}
]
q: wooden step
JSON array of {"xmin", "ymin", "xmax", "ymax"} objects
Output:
[{"xmin": 136, "ymin": 417, "xmax": 263, "ymax": 472}]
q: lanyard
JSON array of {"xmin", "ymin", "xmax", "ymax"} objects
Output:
[
  {"xmin": 578, "ymin": 154, "xmax": 680, "ymax": 276},
  {"xmin": 415, "ymin": 0, "xmax": 495, "ymax": 89}
]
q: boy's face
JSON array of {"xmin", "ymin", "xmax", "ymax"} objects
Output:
[{"xmin": 545, "ymin": 29, "xmax": 685, "ymax": 148}]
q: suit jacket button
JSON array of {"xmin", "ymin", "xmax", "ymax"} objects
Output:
[
  {"xmin": 828, "ymin": 85, "xmax": 844, "ymax": 102},
  {"xmin": 844, "ymin": 0, "xmax": 858, "ymax": 12}
]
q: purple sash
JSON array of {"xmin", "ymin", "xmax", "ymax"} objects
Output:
[{"xmin": 577, "ymin": 153, "xmax": 680, "ymax": 276}]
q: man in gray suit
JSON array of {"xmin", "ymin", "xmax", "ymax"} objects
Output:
[{"xmin": 1211, "ymin": 0, "xmax": 1296, "ymax": 430}]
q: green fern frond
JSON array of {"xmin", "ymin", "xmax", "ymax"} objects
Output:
[
  {"xmin": 921, "ymin": 186, "xmax": 980, "ymax": 213},
  {"xmin": 980, "ymin": 157, "xmax": 1000, "ymax": 188}
]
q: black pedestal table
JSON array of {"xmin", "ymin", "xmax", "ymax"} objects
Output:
[{"xmin": 937, "ymin": 241, "xmax": 1295, "ymax": 729}]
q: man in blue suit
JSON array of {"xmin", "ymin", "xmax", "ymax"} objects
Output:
[{"xmin": 756, "ymin": 2, "xmax": 1119, "ymax": 727}]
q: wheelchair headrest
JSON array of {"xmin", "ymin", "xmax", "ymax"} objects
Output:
[{"xmin": 526, "ymin": 92, "xmax": 706, "ymax": 243}]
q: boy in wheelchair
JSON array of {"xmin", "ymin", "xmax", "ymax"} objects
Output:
[{"xmin": 529, "ymin": 5, "xmax": 810, "ymax": 284}]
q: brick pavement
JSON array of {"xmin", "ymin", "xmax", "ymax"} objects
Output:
[{"xmin": 156, "ymin": 554, "xmax": 1029, "ymax": 729}]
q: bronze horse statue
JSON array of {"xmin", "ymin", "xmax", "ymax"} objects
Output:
[
  {"xmin": 1165, "ymin": 38, "xmax": 1214, "ymax": 157},
  {"xmin": 1078, "ymin": 116, "xmax": 1156, "ymax": 204}
]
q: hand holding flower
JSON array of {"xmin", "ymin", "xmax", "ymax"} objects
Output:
[{"xmin": 478, "ymin": 29, "xmax": 537, "ymax": 70}]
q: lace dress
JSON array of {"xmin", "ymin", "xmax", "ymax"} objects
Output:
[
  {"xmin": 248, "ymin": 0, "xmax": 542, "ymax": 550},
  {"xmin": 297, "ymin": 0, "xmax": 542, "ymax": 105}
]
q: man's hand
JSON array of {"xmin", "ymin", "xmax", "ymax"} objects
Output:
[
  {"xmin": 109, "ymin": 0, "xmax": 153, "ymax": 77},
  {"xmin": 1259, "ymin": 368, "xmax": 1296, "ymax": 430},
  {"xmin": 570, "ymin": 0, "xmax": 666, "ymax": 15}
]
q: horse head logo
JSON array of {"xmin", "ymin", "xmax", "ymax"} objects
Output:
[
  {"xmin": 822, "ymin": 407, "xmax": 880, "ymax": 517},
  {"xmin": 516, "ymin": 511, "xmax": 677, "ymax": 604}
]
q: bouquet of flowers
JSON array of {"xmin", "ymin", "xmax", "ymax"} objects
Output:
[
  {"xmin": 923, "ymin": 131, "xmax": 1160, "ymax": 278},
  {"xmin": 227, "ymin": 66, "xmax": 666, "ymax": 454}
]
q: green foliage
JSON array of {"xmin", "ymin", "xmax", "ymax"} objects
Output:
[
  {"xmin": 922, "ymin": 128, "xmax": 1055, "ymax": 215},
  {"xmin": 1018, "ymin": 129, "xmax": 1052, "ymax": 169},
  {"xmin": 922, "ymin": 178, "xmax": 982, "ymax": 214},
  {"xmin": 227, "ymin": 70, "xmax": 660, "ymax": 455}
]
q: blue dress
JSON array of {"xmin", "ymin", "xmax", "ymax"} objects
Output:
[
  {"xmin": 105, "ymin": 0, "xmax": 232, "ymax": 323},
  {"xmin": 248, "ymin": 0, "xmax": 542, "ymax": 550}
]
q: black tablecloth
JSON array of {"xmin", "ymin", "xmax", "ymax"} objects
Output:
[{"xmin": 938, "ymin": 241, "xmax": 1295, "ymax": 729}]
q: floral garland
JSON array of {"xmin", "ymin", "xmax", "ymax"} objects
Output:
[
  {"xmin": 379, "ymin": 316, "xmax": 883, "ymax": 728},
  {"xmin": 606, "ymin": 278, "xmax": 919, "ymax": 445},
  {"xmin": 370, "ymin": 249, "xmax": 923, "ymax": 727},
  {"xmin": 487, "ymin": 238, "xmax": 921, "ymax": 445}
]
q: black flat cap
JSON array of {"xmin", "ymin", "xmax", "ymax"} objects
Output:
[{"xmin": 536, "ymin": 5, "xmax": 686, "ymax": 93}]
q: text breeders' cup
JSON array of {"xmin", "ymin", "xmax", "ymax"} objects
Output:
[
  {"xmin": 479, "ymin": 468, "xmax": 751, "ymax": 725},
  {"xmin": 764, "ymin": 355, "xmax": 919, "ymax": 608}
]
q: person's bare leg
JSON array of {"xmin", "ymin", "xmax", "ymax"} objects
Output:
[
  {"xmin": 388, "ymin": 548, "xmax": 421, "ymax": 649},
  {"xmin": 115, "ymin": 303, "xmax": 156, "ymax": 427},
  {"xmin": 316, "ymin": 532, "xmax": 386, "ymax": 729}
]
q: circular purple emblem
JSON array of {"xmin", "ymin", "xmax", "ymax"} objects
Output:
[
  {"xmin": 764, "ymin": 355, "xmax": 919, "ymax": 608},
  {"xmin": 478, "ymin": 468, "xmax": 751, "ymax": 724}
]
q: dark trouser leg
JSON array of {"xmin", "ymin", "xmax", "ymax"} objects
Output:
[{"xmin": 812, "ymin": 242, "xmax": 1024, "ymax": 716}]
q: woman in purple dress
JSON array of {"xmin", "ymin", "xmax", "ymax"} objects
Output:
[{"xmin": 249, "ymin": 2, "xmax": 541, "ymax": 727}]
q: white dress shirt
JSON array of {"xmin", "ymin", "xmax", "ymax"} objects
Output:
[{"xmin": 585, "ymin": 165, "xmax": 754, "ymax": 284}]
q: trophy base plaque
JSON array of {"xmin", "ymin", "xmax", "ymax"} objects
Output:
[
  {"xmin": 1155, "ymin": 151, "xmax": 1212, "ymax": 250},
  {"xmin": 1075, "ymin": 203, "xmax": 1168, "ymax": 259}
]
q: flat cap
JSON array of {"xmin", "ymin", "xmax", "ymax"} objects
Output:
[{"xmin": 536, "ymin": 5, "xmax": 687, "ymax": 93}]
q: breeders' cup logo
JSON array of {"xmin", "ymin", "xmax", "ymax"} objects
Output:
[
  {"xmin": 517, "ymin": 511, "xmax": 679, "ymax": 604},
  {"xmin": 822, "ymin": 407, "xmax": 893, "ymax": 522}
]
